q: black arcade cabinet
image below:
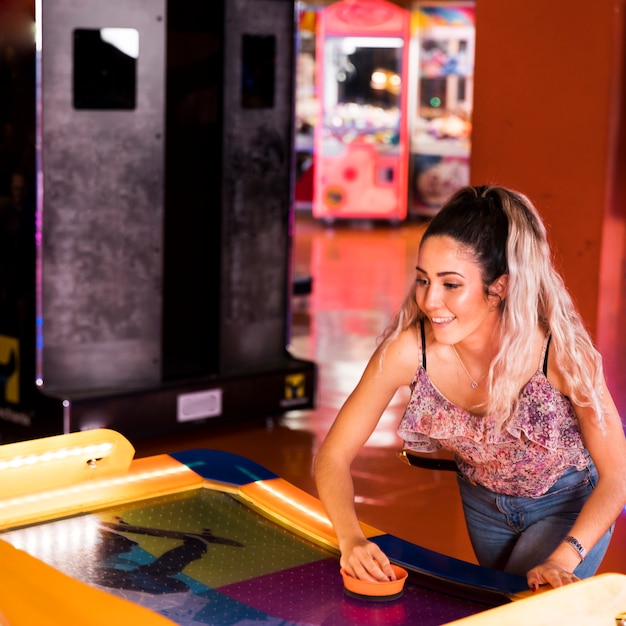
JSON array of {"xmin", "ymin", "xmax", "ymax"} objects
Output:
[{"xmin": 0, "ymin": 0, "xmax": 316, "ymax": 442}]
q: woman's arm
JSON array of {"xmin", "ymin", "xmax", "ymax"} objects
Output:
[
  {"xmin": 527, "ymin": 375, "xmax": 626, "ymax": 589},
  {"xmin": 314, "ymin": 330, "xmax": 418, "ymax": 582}
]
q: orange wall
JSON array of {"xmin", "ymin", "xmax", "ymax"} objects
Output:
[{"xmin": 470, "ymin": 0, "xmax": 626, "ymax": 337}]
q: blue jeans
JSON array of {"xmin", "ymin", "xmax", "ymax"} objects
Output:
[{"xmin": 457, "ymin": 459, "xmax": 613, "ymax": 577}]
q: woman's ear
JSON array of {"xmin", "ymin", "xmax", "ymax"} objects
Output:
[
  {"xmin": 488, "ymin": 274, "xmax": 508, "ymax": 306},
  {"xmin": 494, "ymin": 274, "xmax": 508, "ymax": 298}
]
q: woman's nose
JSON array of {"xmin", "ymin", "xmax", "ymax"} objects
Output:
[{"xmin": 421, "ymin": 284, "xmax": 442, "ymax": 310}]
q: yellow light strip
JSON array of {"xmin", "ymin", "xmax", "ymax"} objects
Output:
[
  {"xmin": 0, "ymin": 443, "xmax": 113, "ymax": 471},
  {"xmin": 0, "ymin": 464, "xmax": 191, "ymax": 512}
]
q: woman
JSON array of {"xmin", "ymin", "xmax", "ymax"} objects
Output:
[{"xmin": 314, "ymin": 185, "xmax": 626, "ymax": 590}]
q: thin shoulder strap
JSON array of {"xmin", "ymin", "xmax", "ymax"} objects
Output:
[
  {"xmin": 542, "ymin": 333, "xmax": 552, "ymax": 376},
  {"xmin": 420, "ymin": 318, "xmax": 427, "ymax": 370}
]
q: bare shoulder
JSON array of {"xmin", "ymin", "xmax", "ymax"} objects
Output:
[
  {"xmin": 372, "ymin": 325, "xmax": 422, "ymax": 386},
  {"xmin": 383, "ymin": 325, "xmax": 422, "ymax": 361}
]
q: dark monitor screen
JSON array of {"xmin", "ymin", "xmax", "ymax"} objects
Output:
[
  {"xmin": 241, "ymin": 34, "xmax": 275, "ymax": 109},
  {"xmin": 73, "ymin": 28, "xmax": 138, "ymax": 110}
]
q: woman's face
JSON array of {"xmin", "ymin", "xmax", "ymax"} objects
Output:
[{"xmin": 415, "ymin": 235, "xmax": 501, "ymax": 345}]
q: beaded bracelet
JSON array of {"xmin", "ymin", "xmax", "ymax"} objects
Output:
[{"xmin": 563, "ymin": 535, "xmax": 587, "ymax": 562}]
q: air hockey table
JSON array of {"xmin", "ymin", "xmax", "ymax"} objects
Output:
[{"xmin": 0, "ymin": 429, "xmax": 624, "ymax": 626}]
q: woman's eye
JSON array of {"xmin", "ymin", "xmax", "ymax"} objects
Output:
[
  {"xmin": 415, "ymin": 277, "xmax": 428, "ymax": 286},
  {"xmin": 444, "ymin": 282, "xmax": 461, "ymax": 290}
]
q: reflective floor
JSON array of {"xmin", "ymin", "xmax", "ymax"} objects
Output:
[{"xmin": 135, "ymin": 211, "xmax": 626, "ymax": 577}]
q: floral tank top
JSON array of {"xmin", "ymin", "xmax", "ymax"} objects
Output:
[{"xmin": 397, "ymin": 323, "xmax": 588, "ymax": 497}]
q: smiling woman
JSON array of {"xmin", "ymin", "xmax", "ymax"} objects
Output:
[{"xmin": 314, "ymin": 184, "xmax": 626, "ymax": 593}]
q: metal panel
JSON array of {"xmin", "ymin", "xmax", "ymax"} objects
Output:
[
  {"xmin": 39, "ymin": 0, "xmax": 166, "ymax": 390},
  {"xmin": 220, "ymin": 0, "xmax": 296, "ymax": 372}
]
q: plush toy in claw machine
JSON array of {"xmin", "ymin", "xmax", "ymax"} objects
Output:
[
  {"xmin": 313, "ymin": 0, "xmax": 410, "ymax": 223},
  {"xmin": 411, "ymin": 153, "xmax": 469, "ymax": 216}
]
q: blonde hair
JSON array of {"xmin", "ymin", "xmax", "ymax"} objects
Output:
[{"xmin": 380, "ymin": 185, "xmax": 605, "ymax": 427}]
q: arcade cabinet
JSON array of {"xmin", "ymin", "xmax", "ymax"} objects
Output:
[
  {"xmin": 0, "ymin": 0, "xmax": 316, "ymax": 443},
  {"xmin": 312, "ymin": 0, "xmax": 410, "ymax": 223},
  {"xmin": 408, "ymin": 3, "xmax": 474, "ymax": 216}
]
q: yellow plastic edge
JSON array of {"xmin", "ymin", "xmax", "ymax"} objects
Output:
[{"xmin": 239, "ymin": 476, "xmax": 384, "ymax": 552}]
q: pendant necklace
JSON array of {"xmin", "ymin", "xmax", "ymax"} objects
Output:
[{"xmin": 452, "ymin": 344, "xmax": 482, "ymax": 389}]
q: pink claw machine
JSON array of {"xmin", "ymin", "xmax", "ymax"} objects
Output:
[{"xmin": 312, "ymin": 0, "xmax": 410, "ymax": 223}]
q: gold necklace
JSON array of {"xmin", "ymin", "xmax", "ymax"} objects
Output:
[{"xmin": 451, "ymin": 344, "xmax": 483, "ymax": 389}]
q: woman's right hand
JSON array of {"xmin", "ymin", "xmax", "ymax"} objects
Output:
[
  {"xmin": 339, "ymin": 537, "xmax": 397, "ymax": 582},
  {"xmin": 314, "ymin": 334, "xmax": 419, "ymax": 585}
]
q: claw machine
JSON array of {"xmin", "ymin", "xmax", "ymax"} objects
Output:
[
  {"xmin": 409, "ymin": 3, "xmax": 475, "ymax": 216},
  {"xmin": 313, "ymin": 0, "xmax": 410, "ymax": 222}
]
